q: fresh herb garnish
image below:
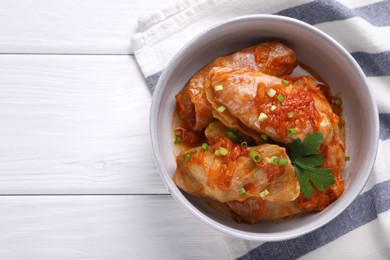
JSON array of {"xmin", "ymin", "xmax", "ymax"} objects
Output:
[
  {"xmin": 288, "ymin": 132, "xmax": 335, "ymax": 199},
  {"xmin": 184, "ymin": 154, "xmax": 191, "ymax": 162},
  {"xmin": 215, "ymin": 147, "xmax": 228, "ymax": 156},
  {"xmin": 249, "ymin": 150, "xmax": 262, "ymax": 163},
  {"xmin": 226, "ymin": 129, "xmax": 239, "ymax": 143},
  {"xmin": 174, "ymin": 135, "xmax": 182, "ymax": 143},
  {"xmin": 225, "ymin": 128, "xmax": 255, "ymax": 146},
  {"xmin": 277, "ymin": 93, "xmax": 285, "ymax": 102}
]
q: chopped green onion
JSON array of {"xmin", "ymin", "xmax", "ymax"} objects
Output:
[
  {"xmin": 287, "ymin": 112, "xmax": 294, "ymax": 118},
  {"xmin": 271, "ymin": 156, "xmax": 279, "ymax": 165},
  {"xmin": 338, "ymin": 117, "xmax": 345, "ymax": 126},
  {"xmin": 277, "ymin": 93, "xmax": 285, "ymax": 102},
  {"xmin": 184, "ymin": 154, "xmax": 191, "ymax": 162},
  {"xmin": 287, "ymin": 128, "xmax": 297, "ymax": 136},
  {"xmin": 216, "ymin": 105, "xmax": 226, "ymax": 112},
  {"xmin": 259, "ymin": 189, "xmax": 269, "ymax": 199},
  {"xmin": 239, "ymin": 187, "xmax": 246, "ymax": 196},
  {"xmin": 261, "ymin": 134, "xmax": 268, "ymax": 141},
  {"xmin": 334, "ymin": 98, "xmax": 342, "ymax": 106},
  {"xmin": 226, "ymin": 130, "xmax": 238, "ymax": 142},
  {"xmin": 278, "ymin": 158, "xmax": 289, "ymax": 166},
  {"xmin": 282, "ymin": 79, "xmax": 289, "ymax": 85},
  {"xmin": 269, "ymin": 156, "xmax": 288, "ymax": 166},
  {"xmin": 214, "ymin": 85, "xmax": 223, "ymax": 91},
  {"xmin": 258, "ymin": 112, "xmax": 268, "ymax": 122},
  {"xmin": 345, "ymin": 156, "xmax": 350, "ymax": 161},
  {"xmin": 270, "ymin": 105, "xmax": 277, "ymax": 111},
  {"xmin": 241, "ymin": 141, "xmax": 248, "ymax": 147},
  {"xmin": 201, "ymin": 143, "xmax": 208, "ymax": 151},
  {"xmin": 215, "ymin": 147, "xmax": 228, "ymax": 156},
  {"xmin": 175, "ymin": 135, "xmax": 182, "ymax": 143},
  {"xmin": 267, "ymin": 88, "xmax": 277, "ymax": 97},
  {"xmin": 249, "ymin": 150, "xmax": 262, "ymax": 163}
]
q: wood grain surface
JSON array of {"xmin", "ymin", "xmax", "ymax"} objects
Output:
[
  {"xmin": 0, "ymin": 0, "xmax": 177, "ymax": 54},
  {"xmin": 0, "ymin": 1, "xmax": 232, "ymax": 259},
  {"xmin": 0, "ymin": 195, "xmax": 230, "ymax": 259},
  {"xmin": 0, "ymin": 55, "xmax": 169, "ymax": 194}
]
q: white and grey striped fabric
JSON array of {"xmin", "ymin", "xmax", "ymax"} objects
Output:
[{"xmin": 131, "ymin": 0, "xmax": 390, "ymax": 259}]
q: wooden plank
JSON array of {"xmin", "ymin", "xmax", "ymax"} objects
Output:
[
  {"xmin": 0, "ymin": 54, "xmax": 168, "ymax": 194},
  {"xmin": 0, "ymin": 195, "xmax": 230, "ymax": 259},
  {"xmin": 0, "ymin": 0, "xmax": 380, "ymax": 55},
  {"xmin": 0, "ymin": 0, "xmax": 176, "ymax": 54}
]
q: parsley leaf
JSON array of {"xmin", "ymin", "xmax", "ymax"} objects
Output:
[
  {"xmin": 294, "ymin": 166, "xmax": 313, "ymax": 199},
  {"xmin": 288, "ymin": 132, "xmax": 335, "ymax": 198},
  {"xmin": 304, "ymin": 168, "xmax": 334, "ymax": 192}
]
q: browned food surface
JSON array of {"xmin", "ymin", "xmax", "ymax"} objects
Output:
[
  {"xmin": 174, "ymin": 137, "xmax": 299, "ymax": 203},
  {"xmin": 176, "ymin": 42, "xmax": 296, "ymax": 131},
  {"xmin": 172, "ymin": 41, "xmax": 346, "ymax": 223},
  {"xmin": 227, "ymin": 198, "xmax": 301, "ymax": 223}
]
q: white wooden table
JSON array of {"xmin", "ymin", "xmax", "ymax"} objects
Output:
[{"xmin": 0, "ymin": 1, "xmax": 231, "ymax": 259}]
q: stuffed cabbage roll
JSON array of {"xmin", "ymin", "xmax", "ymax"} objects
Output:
[
  {"xmin": 173, "ymin": 137, "xmax": 300, "ymax": 203},
  {"xmin": 227, "ymin": 197, "xmax": 302, "ymax": 223},
  {"xmin": 290, "ymin": 77, "xmax": 346, "ymax": 211},
  {"xmin": 176, "ymin": 41, "xmax": 296, "ymax": 131},
  {"xmin": 204, "ymin": 120, "xmax": 256, "ymax": 146},
  {"xmin": 206, "ymin": 67, "xmax": 339, "ymax": 145},
  {"xmin": 299, "ymin": 130, "xmax": 346, "ymax": 211}
]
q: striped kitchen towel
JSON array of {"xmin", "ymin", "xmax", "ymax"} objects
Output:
[{"xmin": 131, "ymin": 0, "xmax": 390, "ymax": 259}]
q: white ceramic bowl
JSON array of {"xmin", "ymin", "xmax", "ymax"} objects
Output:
[{"xmin": 150, "ymin": 15, "xmax": 379, "ymax": 241}]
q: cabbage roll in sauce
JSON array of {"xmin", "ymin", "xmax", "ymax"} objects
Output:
[
  {"xmin": 174, "ymin": 137, "xmax": 300, "ymax": 203},
  {"xmin": 176, "ymin": 42, "xmax": 296, "ymax": 131},
  {"xmin": 227, "ymin": 198, "xmax": 302, "ymax": 223},
  {"xmin": 206, "ymin": 67, "xmax": 339, "ymax": 144},
  {"xmin": 172, "ymin": 41, "xmax": 346, "ymax": 223}
]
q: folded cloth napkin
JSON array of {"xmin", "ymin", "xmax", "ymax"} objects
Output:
[{"xmin": 132, "ymin": 0, "xmax": 390, "ymax": 259}]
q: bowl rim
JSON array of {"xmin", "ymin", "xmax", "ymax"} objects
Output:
[{"xmin": 150, "ymin": 14, "xmax": 379, "ymax": 241}]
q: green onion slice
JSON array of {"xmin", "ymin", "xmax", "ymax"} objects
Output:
[
  {"xmin": 277, "ymin": 93, "xmax": 285, "ymax": 102},
  {"xmin": 259, "ymin": 189, "xmax": 269, "ymax": 199},
  {"xmin": 239, "ymin": 187, "xmax": 246, "ymax": 196},
  {"xmin": 216, "ymin": 105, "xmax": 226, "ymax": 112},
  {"xmin": 270, "ymin": 105, "xmax": 277, "ymax": 111},
  {"xmin": 267, "ymin": 88, "xmax": 276, "ymax": 97},
  {"xmin": 249, "ymin": 150, "xmax": 262, "ymax": 163},
  {"xmin": 261, "ymin": 134, "xmax": 268, "ymax": 141},
  {"xmin": 258, "ymin": 112, "xmax": 268, "ymax": 122},
  {"xmin": 287, "ymin": 112, "xmax": 294, "ymax": 118},
  {"xmin": 241, "ymin": 141, "xmax": 248, "ymax": 147},
  {"xmin": 271, "ymin": 156, "xmax": 279, "ymax": 165},
  {"xmin": 184, "ymin": 154, "xmax": 191, "ymax": 162},
  {"xmin": 335, "ymin": 98, "xmax": 342, "ymax": 106},
  {"xmin": 214, "ymin": 85, "xmax": 223, "ymax": 91},
  {"xmin": 287, "ymin": 128, "xmax": 297, "ymax": 136},
  {"xmin": 215, "ymin": 147, "xmax": 228, "ymax": 156},
  {"xmin": 278, "ymin": 158, "xmax": 289, "ymax": 166},
  {"xmin": 174, "ymin": 135, "xmax": 181, "ymax": 143},
  {"xmin": 345, "ymin": 156, "xmax": 350, "ymax": 161},
  {"xmin": 201, "ymin": 143, "xmax": 208, "ymax": 151},
  {"xmin": 282, "ymin": 79, "xmax": 289, "ymax": 85},
  {"xmin": 226, "ymin": 130, "xmax": 238, "ymax": 142},
  {"xmin": 338, "ymin": 117, "xmax": 345, "ymax": 126}
]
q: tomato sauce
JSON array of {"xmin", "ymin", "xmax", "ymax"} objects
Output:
[
  {"xmin": 255, "ymin": 81, "xmax": 318, "ymax": 139},
  {"xmin": 171, "ymin": 43, "xmax": 346, "ymax": 222}
]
